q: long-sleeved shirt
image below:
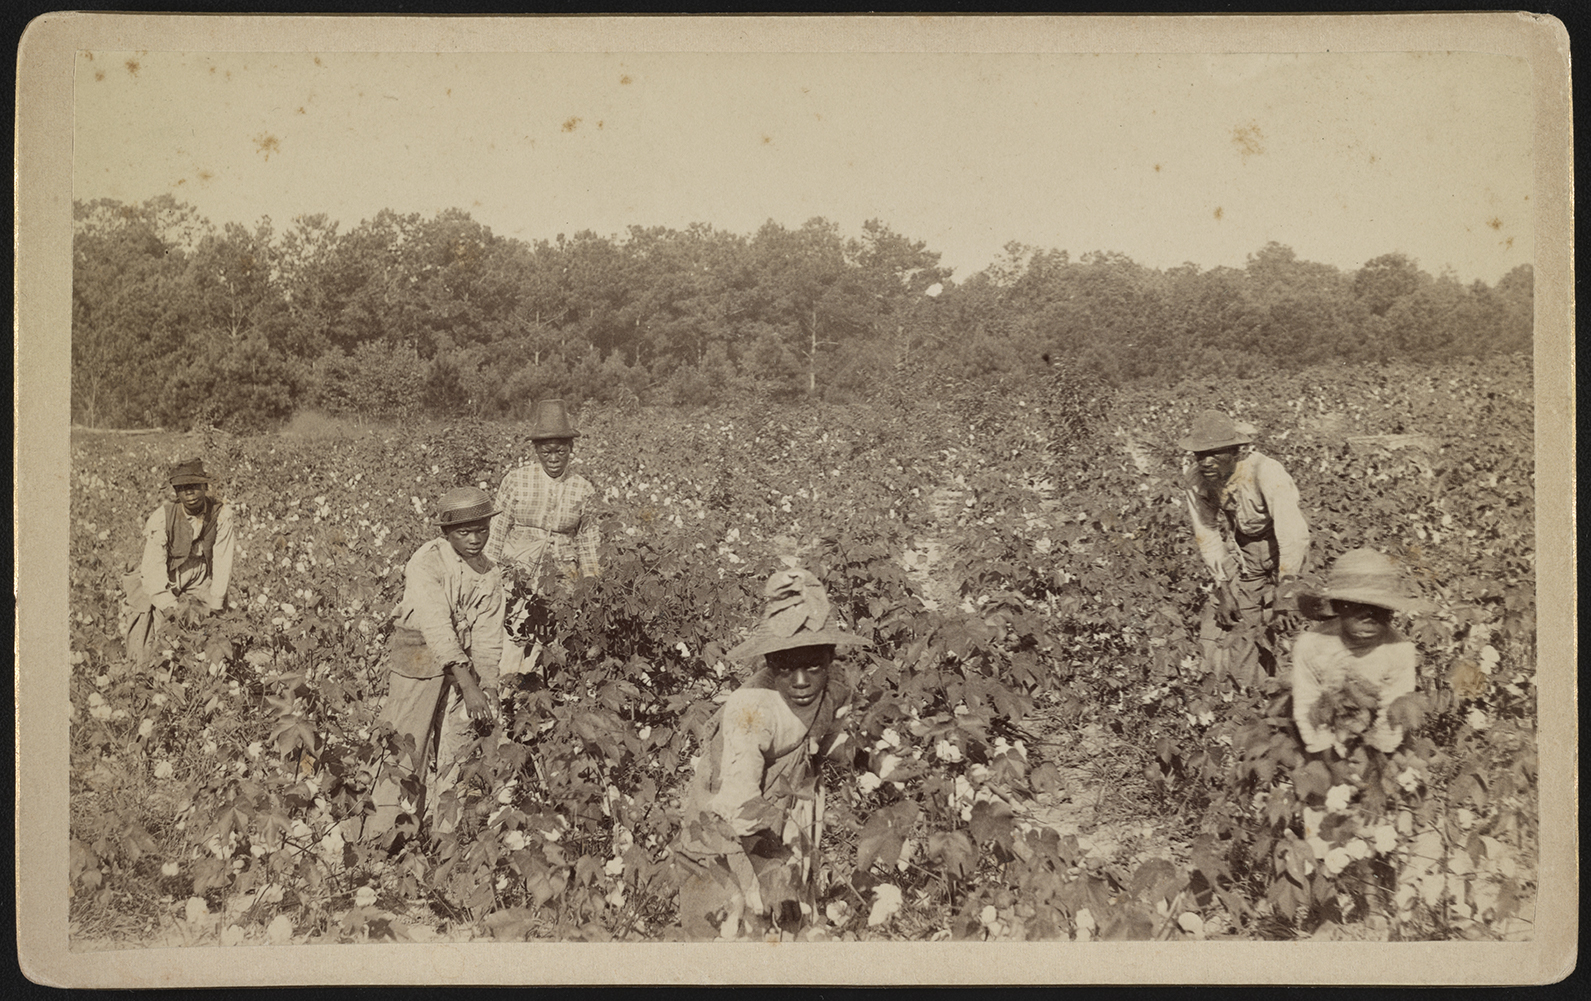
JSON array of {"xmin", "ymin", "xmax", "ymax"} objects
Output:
[
  {"xmin": 139, "ymin": 501, "xmax": 235, "ymax": 612},
  {"xmin": 1184, "ymin": 450, "xmax": 1309, "ymax": 583},
  {"xmin": 1291, "ymin": 618, "xmax": 1417, "ymax": 754},
  {"xmin": 390, "ymin": 537, "xmax": 504, "ymax": 684},
  {"xmin": 484, "ymin": 462, "xmax": 599, "ymax": 579}
]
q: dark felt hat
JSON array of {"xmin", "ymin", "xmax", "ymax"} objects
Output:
[
  {"xmin": 1179, "ymin": 410, "xmax": 1255, "ymax": 453},
  {"xmin": 168, "ymin": 458, "xmax": 211, "ymax": 486},
  {"xmin": 528, "ymin": 400, "xmax": 581, "ymax": 441}
]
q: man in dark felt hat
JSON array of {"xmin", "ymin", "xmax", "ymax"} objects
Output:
[
  {"xmin": 674, "ymin": 568, "xmax": 866, "ymax": 940},
  {"xmin": 1180, "ymin": 410, "xmax": 1311, "ymax": 686},
  {"xmin": 120, "ymin": 458, "xmax": 235, "ymax": 667},
  {"xmin": 351, "ymin": 486, "xmax": 505, "ymax": 846},
  {"xmin": 486, "ymin": 399, "xmax": 601, "ymax": 679}
]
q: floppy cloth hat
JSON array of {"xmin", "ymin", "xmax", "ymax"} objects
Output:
[
  {"xmin": 168, "ymin": 457, "xmax": 211, "ymax": 486},
  {"xmin": 527, "ymin": 399, "xmax": 582, "ymax": 441},
  {"xmin": 1179, "ymin": 410, "xmax": 1255, "ymax": 453},
  {"xmin": 432, "ymin": 486, "xmax": 501, "ymax": 527},
  {"xmin": 1306, "ymin": 548, "xmax": 1433, "ymax": 615},
  {"xmin": 727, "ymin": 568, "xmax": 869, "ymax": 661}
]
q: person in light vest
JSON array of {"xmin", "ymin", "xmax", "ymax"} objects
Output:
[
  {"xmin": 352, "ymin": 486, "xmax": 506, "ymax": 847},
  {"xmin": 120, "ymin": 458, "xmax": 235, "ymax": 667},
  {"xmin": 1180, "ymin": 410, "xmax": 1310, "ymax": 686}
]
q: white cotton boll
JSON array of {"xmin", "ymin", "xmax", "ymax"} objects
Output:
[
  {"xmin": 1346, "ymin": 838, "xmax": 1372, "ymax": 860},
  {"xmin": 877, "ymin": 754, "xmax": 903, "ymax": 781},
  {"xmin": 857, "ymin": 772, "xmax": 882, "ymax": 795},
  {"xmin": 1325, "ymin": 784, "xmax": 1354, "ymax": 813},
  {"xmin": 1324, "ymin": 847, "xmax": 1353, "ymax": 876},
  {"xmin": 935, "ymin": 739, "xmax": 963, "ymax": 763},
  {"xmin": 1074, "ymin": 907, "xmax": 1096, "ymax": 941},
  {"xmin": 1373, "ymin": 825, "xmax": 1398, "ymax": 854},
  {"xmin": 867, "ymin": 883, "xmax": 903, "ymax": 926},
  {"xmin": 354, "ymin": 885, "xmax": 378, "ymax": 908},
  {"xmin": 1466, "ymin": 708, "xmax": 1490, "ymax": 731}
]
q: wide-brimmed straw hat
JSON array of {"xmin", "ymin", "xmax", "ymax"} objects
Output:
[
  {"xmin": 168, "ymin": 457, "xmax": 212, "ymax": 486},
  {"xmin": 1179, "ymin": 410, "xmax": 1255, "ymax": 453},
  {"xmin": 727, "ymin": 568, "xmax": 870, "ymax": 661},
  {"xmin": 1304, "ymin": 548, "xmax": 1434, "ymax": 616},
  {"xmin": 432, "ymin": 486, "xmax": 501, "ymax": 528},
  {"xmin": 528, "ymin": 400, "xmax": 582, "ymax": 441}
]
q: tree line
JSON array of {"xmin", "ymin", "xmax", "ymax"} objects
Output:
[{"xmin": 71, "ymin": 195, "xmax": 1533, "ymax": 430}]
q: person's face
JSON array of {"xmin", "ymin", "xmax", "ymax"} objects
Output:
[
  {"xmin": 766, "ymin": 645, "xmax": 833, "ymax": 711},
  {"xmin": 1337, "ymin": 601, "xmax": 1393, "ymax": 649},
  {"xmin": 535, "ymin": 438, "xmax": 573, "ymax": 479},
  {"xmin": 445, "ymin": 518, "xmax": 492, "ymax": 559},
  {"xmin": 175, "ymin": 482, "xmax": 208, "ymax": 515},
  {"xmin": 1193, "ymin": 447, "xmax": 1241, "ymax": 486}
]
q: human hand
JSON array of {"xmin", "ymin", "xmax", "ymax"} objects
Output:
[
  {"xmin": 1215, "ymin": 583, "xmax": 1240, "ymax": 627},
  {"xmin": 460, "ymin": 683, "xmax": 494, "ymax": 721}
]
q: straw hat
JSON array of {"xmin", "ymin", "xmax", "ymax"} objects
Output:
[
  {"xmin": 528, "ymin": 400, "xmax": 582, "ymax": 441},
  {"xmin": 1179, "ymin": 410, "xmax": 1255, "ymax": 453},
  {"xmin": 727, "ymin": 568, "xmax": 869, "ymax": 661},
  {"xmin": 1304, "ymin": 548, "xmax": 1433, "ymax": 616},
  {"xmin": 168, "ymin": 457, "xmax": 212, "ymax": 486},
  {"xmin": 432, "ymin": 486, "xmax": 501, "ymax": 528}
]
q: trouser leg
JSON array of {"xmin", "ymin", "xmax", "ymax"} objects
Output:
[
  {"xmin": 123, "ymin": 606, "xmax": 165, "ymax": 668},
  {"xmin": 361, "ymin": 671, "xmax": 448, "ymax": 841},
  {"xmin": 431, "ymin": 687, "xmax": 478, "ymax": 834}
]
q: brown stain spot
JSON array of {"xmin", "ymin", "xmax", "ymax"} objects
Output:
[
  {"xmin": 253, "ymin": 133, "xmax": 281, "ymax": 160},
  {"xmin": 762, "ymin": 135, "xmax": 773, "ymax": 145},
  {"xmin": 1504, "ymin": 236, "xmax": 1515, "ymax": 249},
  {"xmin": 620, "ymin": 74, "xmax": 631, "ymax": 85},
  {"xmin": 175, "ymin": 178, "xmax": 185, "ymax": 185},
  {"xmin": 562, "ymin": 117, "xmax": 581, "ymax": 132},
  {"xmin": 597, "ymin": 120, "xmax": 604, "ymax": 130},
  {"xmin": 296, "ymin": 106, "xmax": 306, "ymax": 115},
  {"xmin": 1368, "ymin": 154, "xmax": 1378, "ymax": 164},
  {"xmin": 94, "ymin": 70, "xmax": 105, "ymax": 82},
  {"xmin": 730, "ymin": 704, "xmax": 764, "ymax": 734},
  {"xmin": 1232, "ymin": 122, "xmax": 1264, "ymax": 160},
  {"xmin": 1153, "ymin": 163, "xmax": 1161, "ymax": 173},
  {"xmin": 1213, "ymin": 206, "xmax": 1223, "ymax": 221},
  {"xmin": 125, "ymin": 59, "xmax": 140, "ymax": 77},
  {"xmin": 446, "ymin": 88, "xmax": 452, "ymax": 97},
  {"xmin": 197, "ymin": 169, "xmax": 214, "ymax": 183},
  {"xmin": 83, "ymin": 52, "xmax": 93, "ymax": 60},
  {"xmin": 314, "ymin": 56, "xmax": 322, "ymax": 66},
  {"xmin": 209, "ymin": 66, "xmax": 216, "ymax": 74},
  {"xmin": 1487, "ymin": 217, "xmax": 1502, "ymax": 230}
]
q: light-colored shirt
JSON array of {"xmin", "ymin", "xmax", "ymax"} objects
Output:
[
  {"xmin": 1292, "ymin": 618, "xmax": 1417, "ymax": 754},
  {"xmin": 139, "ymin": 502, "xmax": 235, "ymax": 612},
  {"xmin": 484, "ymin": 462, "xmax": 600, "ymax": 579},
  {"xmin": 1184, "ymin": 450, "xmax": 1309, "ymax": 582},
  {"xmin": 695, "ymin": 686, "xmax": 815, "ymax": 837},
  {"xmin": 391, "ymin": 537, "xmax": 505, "ymax": 685}
]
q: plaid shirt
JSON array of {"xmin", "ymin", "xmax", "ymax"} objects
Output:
[{"xmin": 484, "ymin": 462, "xmax": 600, "ymax": 579}]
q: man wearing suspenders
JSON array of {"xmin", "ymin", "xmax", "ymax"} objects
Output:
[{"xmin": 121, "ymin": 457, "xmax": 236, "ymax": 667}]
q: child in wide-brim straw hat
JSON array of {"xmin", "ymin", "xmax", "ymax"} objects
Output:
[
  {"xmin": 1292, "ymin": 549, "xmax": 1433, "ymax": 757},
  {"xmin": 674, "ymin": 567, "xmax": 867, "ymax": 939}
]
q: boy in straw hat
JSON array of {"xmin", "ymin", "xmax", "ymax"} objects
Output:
[
  {"xmin": 1180, "ymin": 409, "xmax": 1311, "ymax": 686},
  {"xmin": 353, "ymin": 486, "xmax": 506, "ymax": 845},
  {"xmin": 1292, "ymin": 549, "xmax": 1432, "ymax": 757},
  {"xmin": 120, "ymin": 458, "xmax": 235, "ymax": 667},
  {"xmin": 486, "ymin": 400, "xmax": 600, "ymax": 680},
  {"xmin": 674, "ymin": 568, "xmax": 866, "ymax": 939}
]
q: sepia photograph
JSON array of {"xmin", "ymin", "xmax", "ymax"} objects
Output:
[{"xmin": 16, "ymin": 12, "xmax": 1574, "ymax": 987}]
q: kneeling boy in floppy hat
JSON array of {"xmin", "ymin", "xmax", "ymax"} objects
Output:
[
  {"xmin": 120, "ymin": 458, "xmax": 235, "ymax": 667},
  {"xmin": 1180, "ymin": 409, "xmax": 1311, "ymax": 685},
  {"xmin": 674, "ymin": 568, "xmax": 866, "ymax": 939},
  {"xmin": 354, "ymin": 486, "xmax": 506, "ymax": 845},
  {"xmin": 1292, "ymin": 549, "xmax": 1432, "ymax": 757}
]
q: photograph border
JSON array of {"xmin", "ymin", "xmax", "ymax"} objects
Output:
[{"xmin": 16, "ymin": 12, "xmax": 1575, "ymax": 987}]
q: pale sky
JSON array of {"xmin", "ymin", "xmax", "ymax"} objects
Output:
[{"xmin": 73, "ymin": 49, "xmax": 1534, "ymax": 284}]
